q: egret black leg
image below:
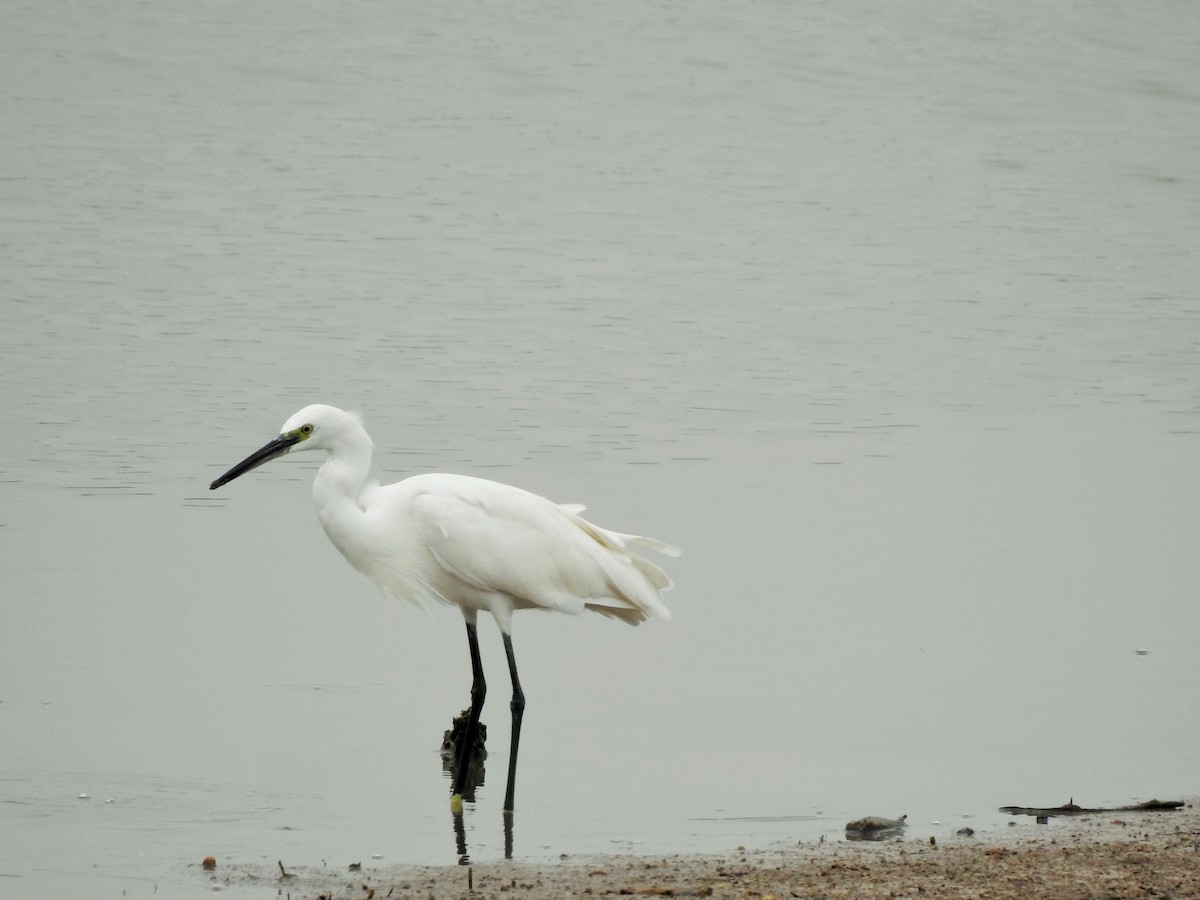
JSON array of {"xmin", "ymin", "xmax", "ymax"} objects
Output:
[
  {"xmin": 502, "ymin": 633, "xmax": 525, "ymax": 814},
  {"xmin": 452, "ymin": 621, "xmax": 486, "ymax": 802}
]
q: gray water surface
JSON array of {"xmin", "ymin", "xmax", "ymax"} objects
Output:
[{"xmin": 3, "ymin": 1, "xmax": 1199, "ymax": 896}]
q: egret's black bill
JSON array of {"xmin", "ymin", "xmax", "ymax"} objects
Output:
[{"xmin": 210, "ymin": 434, "xmax": 300, "ymax": 490}]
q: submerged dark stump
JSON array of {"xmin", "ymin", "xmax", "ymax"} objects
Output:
[{"xmin": 441, "ymin": 709, "xmax": 487, "ymax": 801}]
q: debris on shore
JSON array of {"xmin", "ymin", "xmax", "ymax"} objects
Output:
[{"xmin": 845, "ymin": 814, "xmax": 908, "ymax": 841}]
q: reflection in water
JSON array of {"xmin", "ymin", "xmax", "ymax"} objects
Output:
[
  {"xmin": 451, "ymin": 807, "xmax": 470, "ymax": 865},
  {"xmin": 449, "ymin": 807, "xmax": 516, "ymax": 866}
]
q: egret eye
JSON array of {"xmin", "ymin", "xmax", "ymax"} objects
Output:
[{"xmin": 299, "ymin": 424, "xmax": 314, "ymax": 436}]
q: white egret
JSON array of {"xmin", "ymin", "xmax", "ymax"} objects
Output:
[{"xmin": 209, "ymin": 404, "xmax": 679, "ymax": 814}]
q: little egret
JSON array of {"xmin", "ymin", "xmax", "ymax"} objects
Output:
[{"xmin": 209, "ymin": 404, "xmax": 679, "ymax": 815}]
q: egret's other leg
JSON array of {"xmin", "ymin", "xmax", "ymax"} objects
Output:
[
  {"xmin": 502, "ymin": 633, "xmax": 525, "ymax": 814},
  {"xmin": 452, "ymin": 620, "xmax": 486, "ymax": 806}
]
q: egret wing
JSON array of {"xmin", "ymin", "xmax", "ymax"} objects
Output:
[{"xmin": 409, "ymin": 476, "xmax": 673, "ymax": 623}]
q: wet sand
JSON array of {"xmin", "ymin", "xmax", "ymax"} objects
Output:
[{"xmin": 201, "ymin": 802, "xmax": 1199, "ymax": 898}]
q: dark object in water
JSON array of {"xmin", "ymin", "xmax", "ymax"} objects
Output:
[
  {"xmin": 845, "ymin": 814, "xmax": 908, "ymax": 841},
  {"xmin": 442, "ymin": 709, "xmax": 488, "ymax": 802},
  {"xmin": 441, "ymin": 708, "xmax": 488, "ymax": 761},
  {"xmin": 999, "ymin": 798, "xmax": 1184, "ymax": 818}
]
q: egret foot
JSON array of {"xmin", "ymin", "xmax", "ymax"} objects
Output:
[{"xmin": 450, "ymin": 794, "xmax": 463, "ymax": 815}]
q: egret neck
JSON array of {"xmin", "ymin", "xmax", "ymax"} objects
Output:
[{"xmin": 311, "ymin": 419, "xmax": 375, "ymax": 563}]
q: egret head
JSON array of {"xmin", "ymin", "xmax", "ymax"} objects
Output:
[
  {"xmin": 209, "ymin": 404, "xmax": 365, "ymax": 490},
  {"xmin": 278, "ymin": 404, "xmax": 365, "ymax": 453}
]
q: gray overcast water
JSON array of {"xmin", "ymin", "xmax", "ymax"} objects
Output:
[{"xmin": 3, "ymin": 1, "xmax": 1199, "ymax": 895}]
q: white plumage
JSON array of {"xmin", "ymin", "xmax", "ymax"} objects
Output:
[{"xmin": 210, "ymin": 403, "xmax": 678, "ymax": 819}]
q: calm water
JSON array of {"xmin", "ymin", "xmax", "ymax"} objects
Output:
[{"xmin": 3, "ymin": 1, "xmax": 1199, "ymax": 896}]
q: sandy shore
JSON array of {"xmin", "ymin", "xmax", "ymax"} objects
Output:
[{"xmin": 206, "ymin": 802, "xmax": 1199, "ymax": 898}]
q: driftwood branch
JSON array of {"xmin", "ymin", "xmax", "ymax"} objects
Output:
[{"xmin": 1000, "ymin": 799, "xmax": 1185, "ymax": 818}]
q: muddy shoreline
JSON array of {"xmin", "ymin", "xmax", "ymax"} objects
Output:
[{"xmin": 202, "ymin": 801, "xmax": 1199, "ymax": 898}]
